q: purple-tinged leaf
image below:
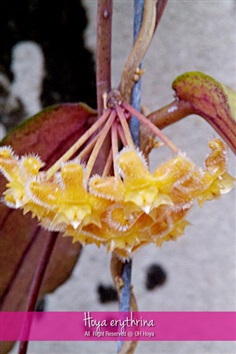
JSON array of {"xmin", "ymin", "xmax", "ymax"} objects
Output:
[
  {"xmin": 0, "ymin": 103, "xmax": 96, "ymax": 353},
  {"xmin": 172, "ymin": 72, "xmax": 236, "ymax": 153}
]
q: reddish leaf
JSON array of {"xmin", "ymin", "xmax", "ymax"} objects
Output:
[
  {"xmin": 0, "ymin": 103, "xmax": 96, "ymax": 352},
  {"xmin": 172, "ymin": 72, "xmax": 236, "ymax": 153}
]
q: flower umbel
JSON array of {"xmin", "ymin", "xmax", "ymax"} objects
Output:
[{"xmin": 0, "ymin": 98, "xmax": 234, "ymax": 259}]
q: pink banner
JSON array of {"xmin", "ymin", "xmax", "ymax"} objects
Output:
[{"xmin": 0, "ymin": 312, "xmax": 236, "ymax": 341}]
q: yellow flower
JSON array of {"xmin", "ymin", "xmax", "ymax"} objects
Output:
[
  {"xmin": 169, "ymin": 139, "xmax": 235, "ymax": 207},
  {"xmin": 153, "ymin": 154, "xmax": 194, "ymax": 193},
  {"xmin": 150, "ymin": 204, "xmax": 191, "ymax": 247},
  {"xmin": 90, "ymin": 148, "xmax": 173, "ymax": 214},
  {"xmin": 89, "ymin": 175, "xmax": 126, "ymax": 202},
  {"xmin": 198, "ymin": 139, "xmax": 235, "ymax": 205},
  {"xmin": 0, "ymin": 98, "xmax": 234, "ymax": 261},
  {"xmin": 28, "ymin": 161, "xmax": 110, "ymax": 231},
  {"xmin": 0, "ymin": 147, "xmax": 44, "ymax": 208},
  {"xmin": 116, "ymin": 148, "xmax": 173, "ymax": 213}
]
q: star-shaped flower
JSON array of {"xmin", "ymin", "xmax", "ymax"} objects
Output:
[{"xmin": 0, "ymin": 101, "xmax": 234, "ymax": 259}]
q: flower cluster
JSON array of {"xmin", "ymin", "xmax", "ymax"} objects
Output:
[{"xmin": 0, "ymin": 128, "xmax": 234, "ymax": 258}]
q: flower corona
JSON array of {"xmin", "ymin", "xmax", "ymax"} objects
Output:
[{"xmin": 0, "ymin": 97, "xmax": 234, "ymax": 259}]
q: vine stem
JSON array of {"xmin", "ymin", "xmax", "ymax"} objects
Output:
[
  {"xmin": 94, "ymin": 0, "xmax": 113, "ymax": 176},
  {"xmin": 96, "ymin": 0, "xmax": 113, "ymax": 116},
  {"xmin": 154, "ymin": 0, "xmax": 169, "ymax": 33},
  {"xmin": 123, "ymin": 102, "xmax": 180, "ymax": 154},
  {"xmin": 18, "ymin": 232, "xmax": 58, "ymax": 354},
  {"xmin": 140, "ymin": 100, "xmax": 193, "ymax": 154},
  {"xmin": 117, "ymin": 1, "xmax": 145, "ymax": 353},
  {"xmin": 120, "ymin": 0, "xmax": 156, "ymax": 103}
]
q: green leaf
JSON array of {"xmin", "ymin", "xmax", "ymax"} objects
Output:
[
  {"xmin": 0, "ymin": 103, "xmax": 96, "ymax": 353},
  {"xmin": 172, "ymin": 72, "xmax": 236, "ymax": 153}
]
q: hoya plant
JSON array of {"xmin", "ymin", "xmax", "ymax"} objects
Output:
[{"xmin": 0, "ymin": 1, "xmax": 235, "ymax": 353}]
